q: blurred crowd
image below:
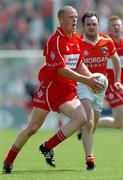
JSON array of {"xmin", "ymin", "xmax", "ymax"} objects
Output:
[
  {"xmin": 0, "ymin": 0, "xmax": 123, "ymax": 129},
  {"xmin": 0, "ymin": 0, "xmax": 122, "ymax": 50},
  {"xmin": 0, "ymin": 0, "xmax": 53, "ymax": 50}
]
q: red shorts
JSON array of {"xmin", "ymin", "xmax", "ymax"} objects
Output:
[
  {"xmin": 105, "ymin": 84, "xmax": 123, "ymax": 108},
  {"xmin": 32, "ymin": 80, "xmax": 77, "ymax": 111}
]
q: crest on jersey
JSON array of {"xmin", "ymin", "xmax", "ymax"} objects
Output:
[
  {"xmin": 77, "ymin": 44, "xmax": 80, "ymax": 50},
  {"xmin": 84, "ymin": 50, "xmax": 89, "ymax": 56},
  {"xmin": 66, "ymin": 46, "xmax": 69, "ymax": 51},
  {"xmin": 109, "ymin": 92, "xmax": 114, "ymax": 100},
  {"xmin": 102, "ymin": 47, "xmax": 108, "ymax": 55},
  {"xmin": 37, "ymin": 90, "xmax": 43, "ymax": 97},
  {"xmin": 50, "ymin": 51, "xmax": 55, "ymax": 60}
]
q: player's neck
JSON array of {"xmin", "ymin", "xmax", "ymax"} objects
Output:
[
  {"xmin": 85, "ymin": 34, "xmax": 98, "ymax": 42},
  {"xmin": 110, "ymin": 34, "xmax": 121, "ymax": 43},
  {"xmin": 64, "ymin": 30, "xmax": 73, "ymax": 38}
]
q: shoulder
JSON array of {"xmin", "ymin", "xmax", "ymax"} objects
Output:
[
  {"xmin": 99, "ymin": 33, "xmax": 115, "ymax": 48},
  {"xmin": 121, "ymin": 36, "xmax": 123, "ymax": 42},
  {"xmin": 79, "ymin": 34, "xmax": 84, "ymax": 40},
  {"xmin": 73, "ymin": 34, "xmax": 82, "ymax": 44},
  {"xmin": 43, "ymin": 32, "xmax": 58, "ymax": 55},
  {"xmin": 45, "ymin": 31, "xmax": 62, "ymax": 49},
  {"xmin": 99, "ymin": 32, "xmax": 113, "ymax": 41},
  {"xmin": 74, "ymin": 33, "xmax": 81, "ymax": 39},
  {"xmin": 78, "ymin": 34, "xmax": 85, "ymax": 45}
]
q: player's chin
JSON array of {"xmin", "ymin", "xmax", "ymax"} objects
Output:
[
  {"xmin": 89, "ymin": 32, "xmax": 96, "ymax": 36},
  {"xmin": 72, "ymin": 25, "xmax": 76, "ymax": 31}
]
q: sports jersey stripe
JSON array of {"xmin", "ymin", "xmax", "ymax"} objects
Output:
[
  {"xmin": 46, "ymin": 36, "xmax": 52, "ymax": 55},
  {"xmin": 57, "ymin": 28, "xmax": 65, "ymax": 36},
  {"xmin": 57, "ymin": 36, "xmax": 65, "ymax": 63},
  {"xmin": 46, "ymin": 81, "xmax": 53, "ymax": 111},
  {"xmin": 82, "ymin": 34, "xmax": 114, "ymax": 46},
  {"xmin": 110, "ymin": 47, "xmax": 116, "ymax": 55},
  {"xmin": 99, "ymin": 37, "xmax": 112, "ymax": 41},
  {"xmin": 110, "ymin": 85, "xmax": 123, "ymax": 101}
]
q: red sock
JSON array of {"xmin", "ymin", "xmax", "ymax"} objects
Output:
[
  {"xmin": 4, "ymin": 144, "xmax": 20, "ymax": 164},
  {"xmin": 45, "ymin": 129, "xmax": 66, "ymax": 149}
]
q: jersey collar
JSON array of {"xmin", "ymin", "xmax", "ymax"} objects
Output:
[
  {"xmin": 56, "ymin": 27, "xmax": 76, "ymax": 38},
  {"xmin": 82, "ymin": 34, "xmax": 104, "ymax": 46}
]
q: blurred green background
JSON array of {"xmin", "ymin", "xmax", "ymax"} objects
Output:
[{"xmin": 0, "ymin": 0, "xmax": 123, "ymax": 129}]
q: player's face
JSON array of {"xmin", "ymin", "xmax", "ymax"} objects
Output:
[
  {"xmin": 108, "ymin": 19, "xmax": 123, "ymax": 37},
  {"xmin": 61, "ymin": 8, "xmax": 78, "ymax": 36},
  {"xmin": 83, "ymin": 16, "xmax": 99, "ymax": 39}
]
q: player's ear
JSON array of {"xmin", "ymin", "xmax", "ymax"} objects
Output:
[
  {"xmin": 59, "ymin": 17, "xmax": 64, "ymax": 24},
  {"xmin": 107, "ymin": 25, "xmax": 110, "ymax": 34},
  {"xmin": 98, "ymin": 22, "xmax": 100, "ymax": 30},
  {"xmin": 121, "ymin": 23, "xmax": 123, "ymax": 31}
]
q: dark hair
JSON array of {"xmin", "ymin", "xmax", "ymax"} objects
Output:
[{"xmin": 81, "ymin": 11, "xmax": 99, "ymax": 26}]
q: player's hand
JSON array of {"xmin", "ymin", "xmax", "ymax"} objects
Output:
[
  {"xmin": 87, "ymin": 76, "xmax": 104, "ymax": 94},
  {"xmin": 114, "ymin": 81, "xmax": 123, "ymax": 93}
]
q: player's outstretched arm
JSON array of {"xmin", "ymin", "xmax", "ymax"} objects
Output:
[{"xmin": 57, "ymin": 66, "xmax": 104, "ymax": 91}]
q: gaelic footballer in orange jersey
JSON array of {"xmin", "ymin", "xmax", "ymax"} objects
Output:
[
  {"xmin": 80, "ymin": 32, "xmax": 116, "ymax": 75},
  {"xmin": 76, "ymin": 11, "xmax": 121, "ymax": 170},
  {"xmin": 33, "ymin": 27, "xmax": 83, "ymax": 111}
]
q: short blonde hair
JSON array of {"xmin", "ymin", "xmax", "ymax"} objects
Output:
[
  {"xmin": 58, "ymin": 6, "xmax": 76, "ymax": 19},
  {"xmin": 108, "ymin": 15, "xmax": 122, "ymax": 22}
]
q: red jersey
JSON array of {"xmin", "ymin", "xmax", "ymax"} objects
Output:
[
  {"xmin": 107, "ymin": 36, "xmax": 123, "ymax": 84},
  {"xmin": 33, "ymin": 27, "xmax": 83, "ymax": 111},
  {"xmin": 38, "ymin": 27, "xmax": 83, "ymax": 87},
  {"xmin": 80, "ymin": 33, "xmax": 116, "ymax": 75}
]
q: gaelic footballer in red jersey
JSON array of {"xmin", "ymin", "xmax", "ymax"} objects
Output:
[
  {"xmin": 106, "ymin": 36, "xmax": 123, "ymax": 108},
  {"xmin": 3, "ymin": 6, "xmax": 102, "ymax": 173},
  {"xmin": 107, "ymin": 36, "xmax": 123, "ymax": 84},
  {"xmin": 33, "ymin": 27, "xmax": 83, "ymax": 111},
  {"xmin": 99, "ymin": 16, "xmax": 123, "ymax": 129},
  {"xmin": 106, "ymin": 15, "xmax": 123, "ymax": 108}
]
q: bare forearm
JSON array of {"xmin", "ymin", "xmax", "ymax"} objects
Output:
[
  {"xmin": 77, "ymin": 62, "xmax": 92, "ymax": 77},
  {"xmin": 57, "ymin": 66, "xmax": 103, "ymax": 90},
  {"xmin": 111, "ymin": 53, "xmax": 121, "ymax": 82},
  {"xmin": 57, "ymin": 67, "xmax": 89, "ymax": 84},
  {"xmin": 113, "ymin": 62, "xmax": 121, "ymax": 82}
]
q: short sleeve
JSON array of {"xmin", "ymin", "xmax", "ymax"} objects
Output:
[
  {"xmin": 76, "ymin": 50, "xmax": 84, "ymax": 68},
  {"xmin": 108, "ymin": 38, "xmax": 116, "ymax": 56},
  {"xmin": 44, "ymin": 36, "xmax": 65, "ymax": 70}
]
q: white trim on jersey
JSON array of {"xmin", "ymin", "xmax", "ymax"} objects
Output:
[
  {"xmin": 57, "ymin": 35, "xmax": 80, "ymax": 69},
  {"xmin": 46, "ymin": 81, "xmax": 53, "ymax": 111},
  {"xmin": 110, "ymin": 85, "xmax": 123, "ymax": 101},
  {"xmin": 57, "ymin": 28, "xmax": 65, "ymax": 37},
  {"xmin": 57, "ymin": 35, "xmax": 65, "ymax": 63},
  {"xmin": 45, "ymin": 36, "xmax": 52, "ymax": 55},
  {"xmin": 82, "ymin": 34, "xmax": 113, "ymax": 46}
]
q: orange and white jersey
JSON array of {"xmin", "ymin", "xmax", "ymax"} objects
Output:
[
  {"xmin": 80, "ymin": 33, "xmax": 116, "ymax": 75},
  {"xmin": 107, "ymin": 36, "xmax": 123, "ymax": 84}
]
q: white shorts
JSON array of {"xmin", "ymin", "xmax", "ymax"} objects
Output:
[{"xmin": 77, "ymin": 83, "xmax": 106, "ymax": 112}]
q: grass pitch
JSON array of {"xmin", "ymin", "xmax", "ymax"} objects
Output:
[{"xmin": 1, "ymin": 128, "xmax": 123, "ymax": 180}]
